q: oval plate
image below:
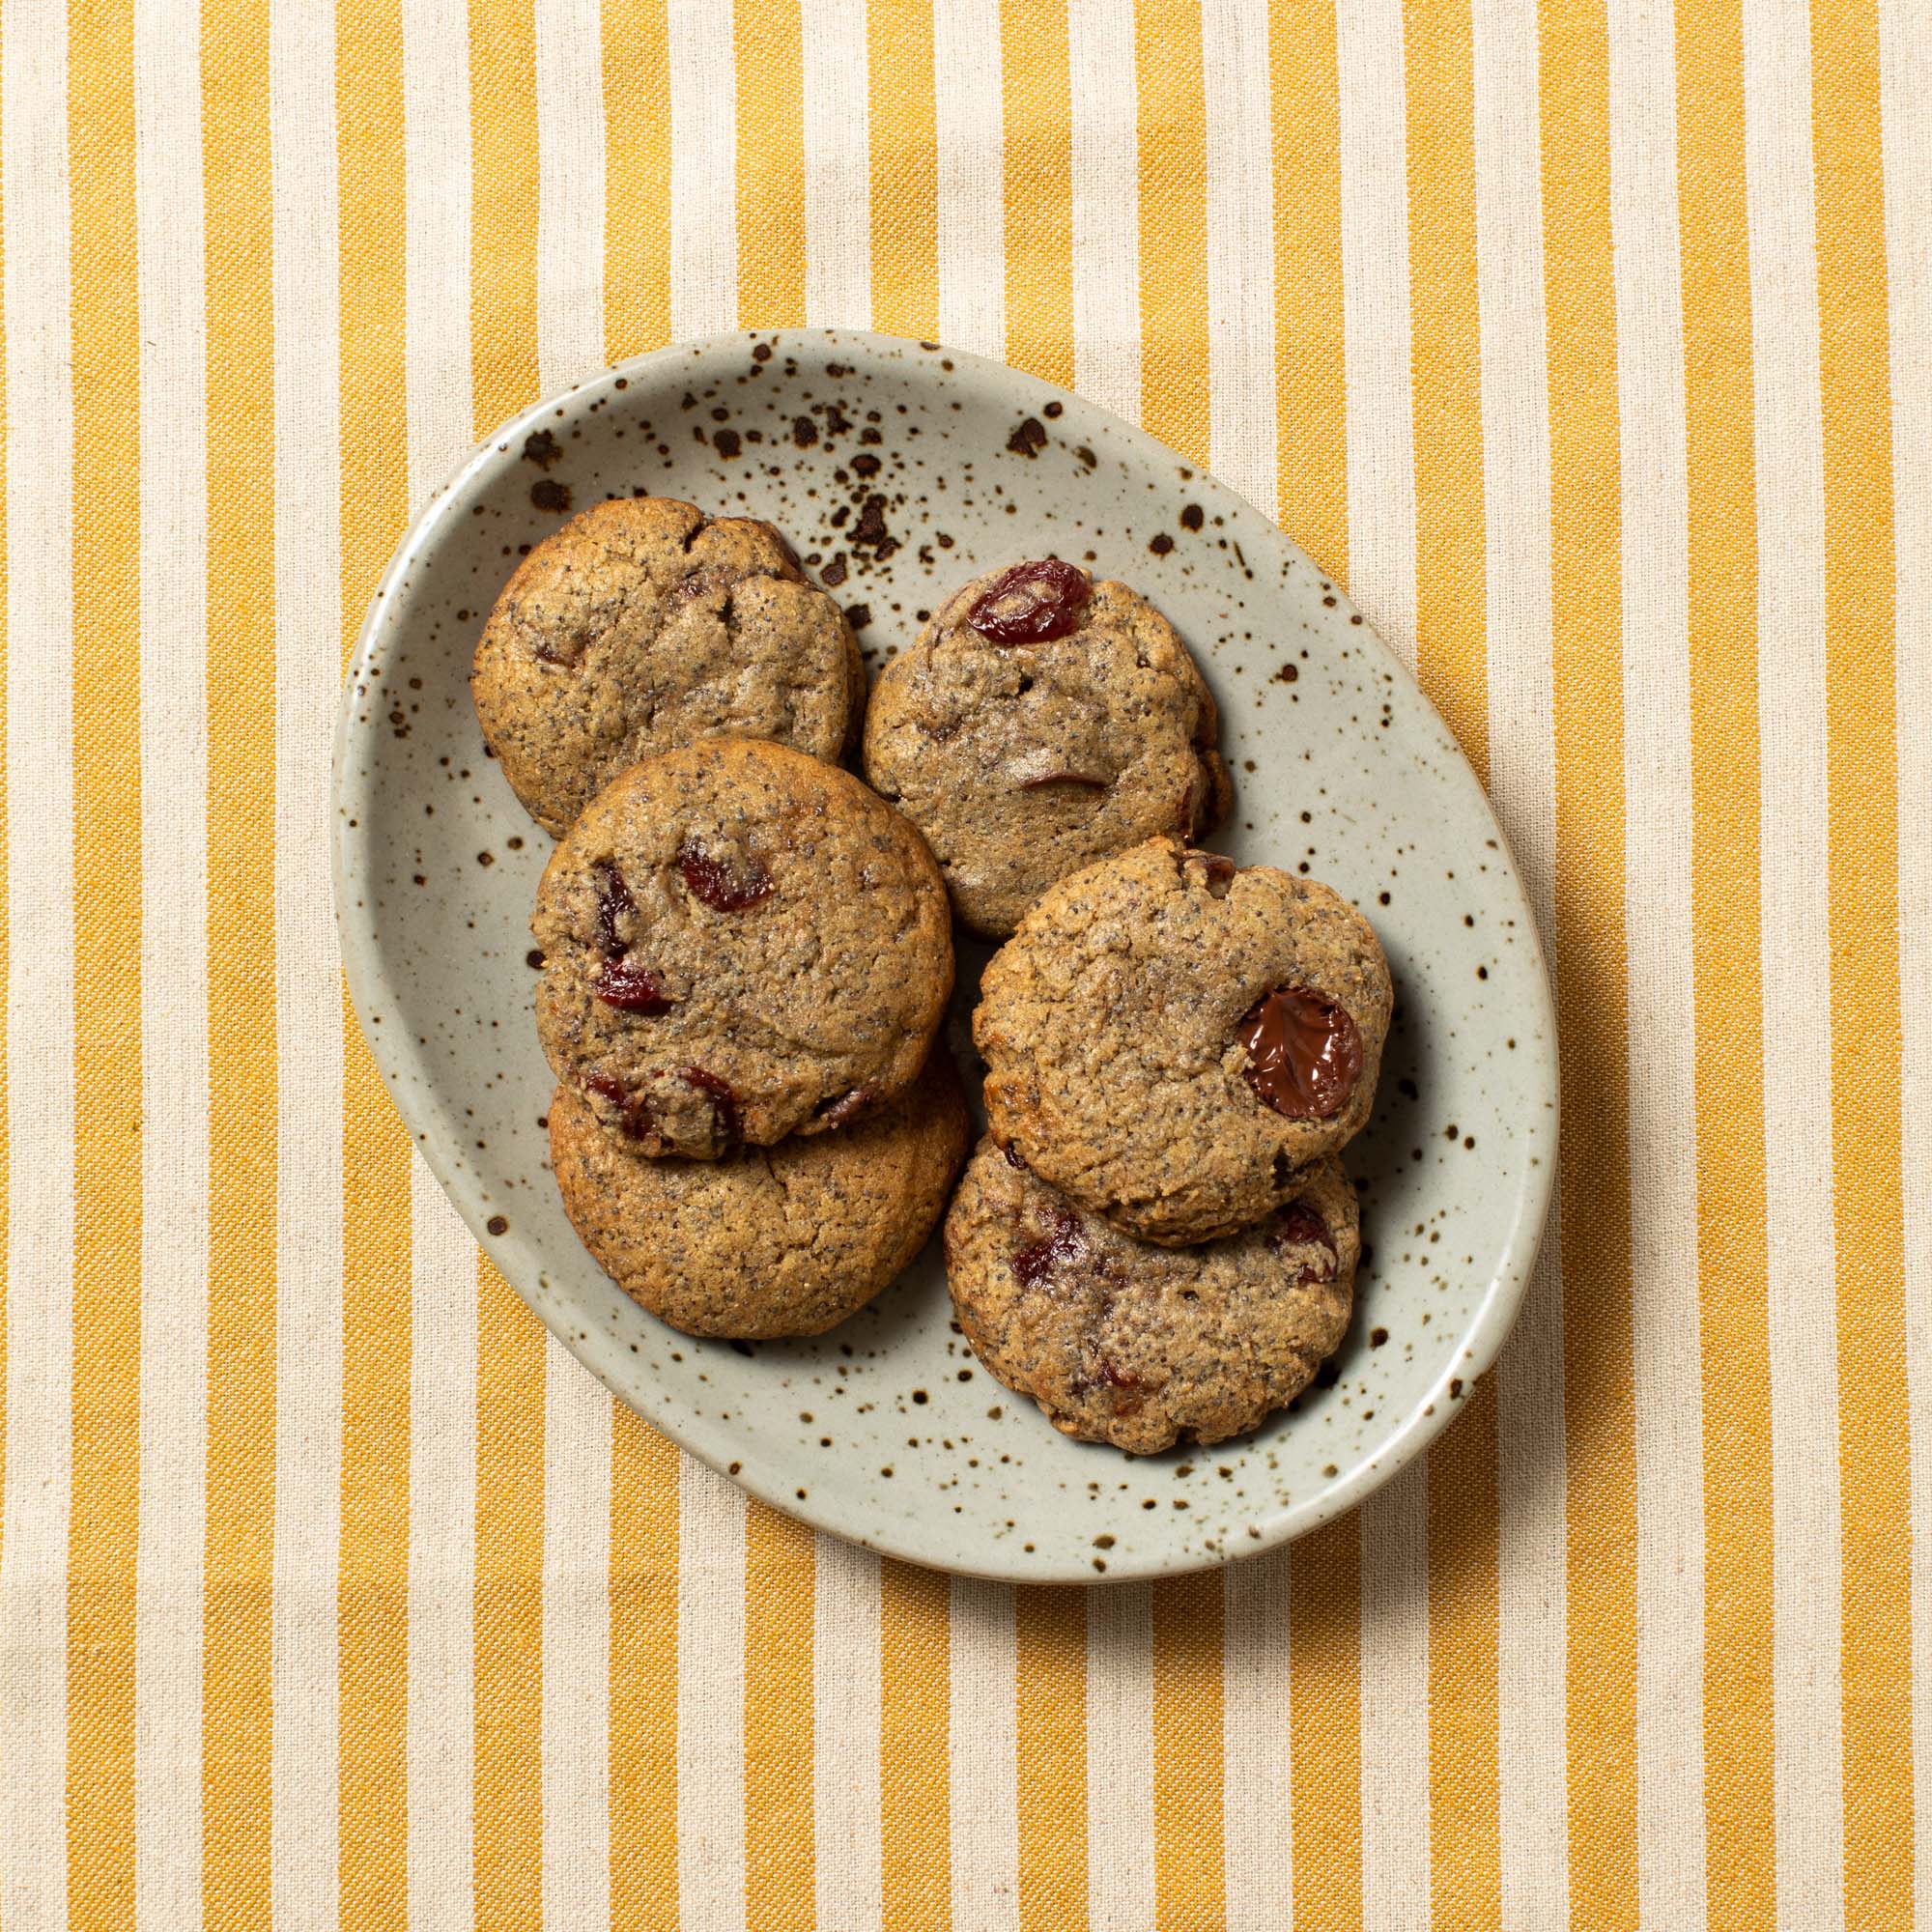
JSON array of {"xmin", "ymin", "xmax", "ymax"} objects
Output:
[{"xmin": 331, "ymin": 328, "xmax": 1556, "ymax": 1584}]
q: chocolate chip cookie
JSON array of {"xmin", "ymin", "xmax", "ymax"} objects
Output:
[
  {"xmin": 946, "ymin": 1138, "xmax": 1357, "ymax": 1452},
  {"xmin": 473, "ymin": 495, "xmax": 865, "ymax": 837},
  {"xmin": 861, "ymin": 559, "xmax": 1231, "ymax": 935},
  {"xmin": 533, "ymin": 736, "xmax": 952, "ymax": 1158},
  {"xmin": 975, "ymin": 837, "xmax": 1391, "ymax": 1243},
  {"xmin": 552, "ymin": 1048, "xmax": 970, "ymax": 1338}
]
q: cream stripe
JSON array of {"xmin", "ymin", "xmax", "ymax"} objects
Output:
[
  {"xmin": 1200, "ymin": 0, "xmax": 1276, "ymax": 515},
  {"xmin": 1468, "ymin": 0, "xmax": 1568, "ymax": 1918},
  {"xmin": 132, "ymin": 1, "xmax": 210, "ymax": 1923},
  {"xmin": 1085, "ymin": 1587, "xmax": 1155, "ymax": 1932},
  {"xmin": 407, "ymin": 1161, "xmax": 479, "ymax": 1932},
  {"xmin": 812, "ymin": 1536, "xmax": 883, "ymax": 1932},
  {"xmin": 1336, "ymin": 3, "xmax": 1428, "ymax": 1920},
  {"xmin": 269, "ymin": 0, "xmax": 348, "ymax": 1919},
  {"xmin": 1220, "ymin": 1557, "xmax": 1291, "ymax": 1932},
  {"xmin": 933, "ymin": 0, "xmax": 1006, "ymax": 355},
  {"xmin": 1741, "ymin": 0, "xmax": 1846, "ymax": 1917},
  {"xmin": 801, "ymin": 40, "xmax": 883, "ymax": 1925},
  {"xmin": 0, "ymin": 0, "xmax": 74, "ymax": 1923},
  {"xmin": 668, "ymin": 21, "xmax": 747, "ymax": 1920},
  {"xmin": 531, "ymin": 6, "xmax": 613, "ymax": 1923},
  {"xmin": 1878, "ymin": 0, "xmax": 1932, "ymax": 1918},
  {"xmin": 676, "ymin": 1460, "xmax": 748, "ymax": 1932},
  {"xmin": 668, "ymin": 0, "xmax": 737, "ymax": 339},
  {"xmin": 402, "ymin": 4, "xmax": 478, "ymax": 1922},
  {"xmin": 950, "ymin": 1578, "xmax": 1019, "ymax": 1932},
  {"xmin": 1066, "ymin": 0, "xmax": 1140, "ymax": 418},
  {"xmin": 1603, "ymin": 0, "xmax": 1708, "ymax": 1920},
  {"xmin": 799, "ymin": 0, "xmax": 871, "ymax": 328},
  {"xmin": 1333, "ymin": 0, "xmax": 1416, "ymax": 666}
]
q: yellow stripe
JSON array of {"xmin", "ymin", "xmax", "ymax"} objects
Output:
[
  {"xmin": 472, "ymin": 1259, "xmax": 546, "ymax": 1924},
  {"xmin": 1133, "ymin": 0, "xmax": 1209, "ymax": 467},
  {"xmin": 1539, "ymin": 6, "xmax": 1639, "ymax": 1922},
  {"xmin": 201, "ymin": 4, "xmax": 280, "ymax": 1920},
  {"xmin": 602, "ymin": 0, "xmax": 671, "ymax": 361},
  {"xmin": 336, "ymin": 6, "xmax": 414, "ymax": 1921},
  {"xmin": 743, "ymin": 1502, "xmax": 815, "ymax": 1932},
  {"xmin": 867, "ymin": 0, "xmax": 939, "ymax": 341},
  {"xmin": 1290, "ymin": 1522, "xmax": 1361, "ymax": 1931},
  {"xmin": 469, "ymin": 7, "xmax": 546, "ymax": 1918},
  {"xmin": 1425, "ymin": 1386, "xmax": 1500, "ymax": 1930},
  {"xmin": 1151, "ymin": 1572, "xmax": 1227, "ymax": 1931},
  {"xmin": 0, "ymin": 13, "xmax": 10, "ymax": 1598},
  {"xmin": 471, "ymin": 0, "xmax": 541, "ymax": 423},
  {"xmin": 1267, "ymin": 0, "xmax": 1348, "ymax": 581},
  {"xmin": 999, "ymin": 0, "xmax": 1074, "ymax": 392},
  {"xmin": 735, "ymin": 0, "xmax": 806, "ymax": 330},
  {"xmin": 1808, "ymin": 3, "xmax": 1912, "ymax": 1918},
  {"xmin": 1402, "ymin": 12, "xmax": 1500, "ymax": 1925},
  {"xmin": 66, "ymin": 4, "xmax": 142, "ymax": 1918},
  {"xmin": 609, "ymin": 1408, "xmax": 681, "ymax": 1932},
  {"xmin": 1673, "ymin": 9, "xmax": 1775, "ymax": 1922},
  {"xmin": 1015, "ymin": 1587, "xmax": 1088, "ymax": 1932},
  {"xmin": 880, "ymin": 1561, "xmax": 952, "ymax": 1929}
]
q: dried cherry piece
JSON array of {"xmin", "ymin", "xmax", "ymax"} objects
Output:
[
  {"xmin": 964, "ymin": 559, "xmax": 1091, "ymax": 643},
  {"xmin": 1012, "ymin": 1207, "xmax": 1083, "ymax": 1287},
  {"xmin": 1271, "ymin": 1199, "xmax": 1339, "ymax": 1284},
  {"xmin": 677, "ymin": 838, "xmax": 774, "ymax": 912},
  {"xmin": 1237, "ymin": 986, "xmax": 1363, "ymax": 1119},
  {"xmin": 592, "ymin": 863, "xmax": 634, "ymax": 957},
  {"xmin": 677, "ymin": 1066, "xmax": 741, "ymax": 1146},
  {"xmin": 595, "ymin": 962, "xmax": 671, "ymax": 1013}
]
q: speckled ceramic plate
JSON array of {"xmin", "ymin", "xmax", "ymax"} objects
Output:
[{"xmin": 331, "ymin": 328, "xmax": 1556, "ymax": 1584}]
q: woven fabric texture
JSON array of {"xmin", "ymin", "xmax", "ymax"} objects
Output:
[{"xmin": 0, "ymin": 0, "xmax": 1925, "ymax": 1926}]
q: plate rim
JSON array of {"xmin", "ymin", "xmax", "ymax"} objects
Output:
[{"xmin": 330, "ymin": 325, "xmax": 1559, "ymax": 1584}]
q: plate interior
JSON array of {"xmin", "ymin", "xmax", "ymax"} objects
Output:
[{"xmin": 332, "ymin": 329, "xmax": 1556, "ymax": 1583}]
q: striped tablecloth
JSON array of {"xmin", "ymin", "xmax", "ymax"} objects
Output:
[{"xmin": 1, "ymin": 0, "xmax": 1924, "ymax": 1925}]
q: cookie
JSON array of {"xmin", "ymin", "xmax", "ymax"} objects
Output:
[
  {"xmin": 533, "ymin": 736, "xmax": 953, "ymax": 1157},
  {"xmin": 975, "ymin": 837, "xmax": 1391, "ymax": 1243},
  {"xmin": 862, "ymin": 559, "xmax": 1231, "ymax": 935},
  {"xmin": 946, "ymin": 1138, "xmax": 1357, "ymax": 1452},
  {"xmin": 473, "ymin": 495, "xmax": 865, "ymax": 837},
  {"xmin": 551, "ymin": 1048, "xmax": 970, "ymax": 1338}
]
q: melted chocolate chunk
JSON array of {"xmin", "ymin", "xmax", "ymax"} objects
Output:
[
  {"xmin": 1019, "ymin": 769, "xmax": 1109, "ymax": 790},
  {"xmin": 817, "ymin": 1083, "xmax": 879, "ymax": 1129},
  {"xmin": 595, "ymin": 962, "xmax": 671, "ymax": 1013},
  {"xmin": 677, "ymin": 838, "xmax": 774, "ymax": 912},
  {"xmin": 1011, "ymin": 1207, "xmax": 1083, "ymax": 1287},
  {"xmin": 1237, "ymin": 987, "xmax": 1363, "ymax": 1119},
  {"xmin": 592, "ymin": 863, "xmax": 634, "ymax": 957},
  {"xmin": 964, "ymin": 559, "xmax": 1091, "ymax": 644},
  {"xmin": 1271, "ymin": 1199, "xmax": 1339, "ymax": 1283}
]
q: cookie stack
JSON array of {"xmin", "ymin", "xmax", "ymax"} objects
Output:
[
  {"xmin": 474, "ymin": 497, "xmax": 1389, "ymax": 1452},
  {"xmin": 475, "ymin": 498, "xmax": 967, "ymax": 1338}
]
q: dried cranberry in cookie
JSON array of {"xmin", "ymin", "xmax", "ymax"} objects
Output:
[
  {"xmin": 533, "ymin": 737, "xmax": 953, "ymax": 1158},
  {"xmin": 472, "ymin": 496, "xmax": 866, "ymax": 837},
  {"xmin": 945, "ymin": 1138, "xmax": 1359, "ymax": 1454},
  {"xmin": 862, "ymin": 563, "xmax": 1231, "ymax": 936},
  {"xmin": 974, "ymin": 838, "xmax": 1391, "ymax": 1244}
]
